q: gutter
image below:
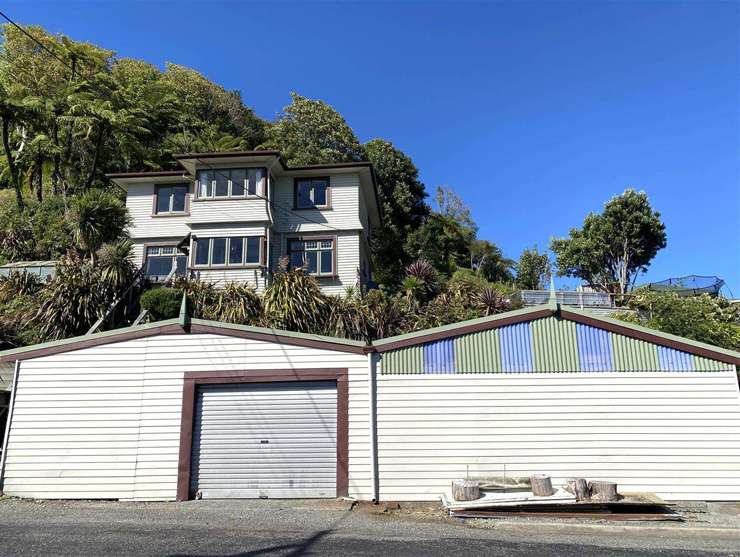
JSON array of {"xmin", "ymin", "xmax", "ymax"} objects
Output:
[{"xmin": 0, "ymin": 360, "xmax": 20, "ymax": 493}]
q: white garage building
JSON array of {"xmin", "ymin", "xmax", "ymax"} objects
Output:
[{"xmin": 1, "ymin": 302, "xmax": 739, "ymax": 502}]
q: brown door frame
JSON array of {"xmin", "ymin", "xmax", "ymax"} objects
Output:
[{"xmin": 176, "ymin": 368, "xmax": 349, "ymax": 502}]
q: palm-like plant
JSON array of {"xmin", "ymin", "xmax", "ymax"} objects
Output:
[
  {"xmin": 68, "ymin": 189, "xmax": 129, "ymax": 263},
  {"xmin": 262, "ymin": 264, "xmax": 328, "ymax": 333},
  {"xmin": 210, "ymin": 282, "xmax": 262, "ymax": 325},
  {"xmin": 97, "ymin": 239, "xmax": 135, "ymax": 291},
  {"xmin": 476, "ymin": 287, "xmax": 511, "ymax": 316},
  {"xmin": 0, "ymin": 270, "xmax": 42, "ymax": 304}
]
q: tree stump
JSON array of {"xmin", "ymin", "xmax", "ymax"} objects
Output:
[
  {"xmin": 451, "ymin": 480, "xmax": 480, "ymax": 501},
  {"xmin": 589, "ymin": 481, "xmax": 618, "ymax": 502},
  {"xmin": 572, "ymin": 478, "xmax": 590, "ymax": 501},
  {"xmin": 530, "ymin": 474, "xmax": 554, "ymax": 497}
]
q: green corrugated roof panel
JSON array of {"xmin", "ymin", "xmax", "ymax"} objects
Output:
[
  {"xmin": 611, "ymin": 332, "xmax": 660, "ymax": 371},
  {"xmin": 692, "ymin": 355, "xmax": 734, "ymax": 371},
  {"xmin": 381, "ymin": 345, "xmax": 423, "ymax": 374},
  {"xmin": 531, "ymin": 316, "xmax": 579, "ymax": 372},
  {"xmin": 455, "ymin": 329, "xmax": 501, "ymax": 373}
]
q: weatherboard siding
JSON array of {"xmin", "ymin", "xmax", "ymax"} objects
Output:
[
  {"xmin": 272, "ymin": 174, "xmax": 364, "ymax": 233},
  {"xmin": 126, "ymin": 183, "xmax": 191, "ymax": 239},
  {"xmin": 375, "ymin": 370, "xmax": 740, "ymax": 501},
  {"xmin": 2, "ymin": 334, "xmax": 372, "ymax": 501}
]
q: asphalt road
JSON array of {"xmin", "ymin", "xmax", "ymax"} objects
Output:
[{"xmin": 0, "ymin": 499, "xmax": 738, "ymax": 556}]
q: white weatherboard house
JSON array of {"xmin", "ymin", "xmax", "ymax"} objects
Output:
[
  {"xmin": 107, "ymin": 150, "xmax": 381, "ymax": 294},
  {"xmin": 1, "ymin": 301, "xmax": 739, "ymax": 502}
]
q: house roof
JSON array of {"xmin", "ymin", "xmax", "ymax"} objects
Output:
[{"xmin": 0, "ymin": 318, "xmax": 367, "ymax": 362}]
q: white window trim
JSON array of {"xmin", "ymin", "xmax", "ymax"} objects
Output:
[
  {"xmin": 195, "ymin": 167, "xmax": 266, "ymax": 200},
  {"xmin": 287, "ymin": 237, "xmax": 336, "ymax": 277}
]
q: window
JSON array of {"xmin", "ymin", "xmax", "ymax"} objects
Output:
[
  {"xmin": 196, "ymin": 168, "xmax": 266, "ymax": 199},
  {"xmin": 155, "ymin": 184, "xmax": 188, "ymax": 214},
  {"xmin": 144, "ymin": 246, "xmax": 187, "ymax": 278},
  {"xmin": 193, "ymin": 236, "xmax": 264, "ymax": 267},
  {"xmin": 294, "ymin": 177, "xmax": 329, "ymax": 209},
  {"xmin": 288, "ymin": 238, "xmax": 334, "ymax": 276}
]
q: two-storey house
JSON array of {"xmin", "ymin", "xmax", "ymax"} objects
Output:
[{"xmin": 107, "ymin": 150, "xmax": 381, "ymax": 295}]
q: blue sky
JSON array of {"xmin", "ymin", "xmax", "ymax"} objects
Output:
[{"xmin": 7, "ymin": 1, "xmax": 739, "ymax": 293}]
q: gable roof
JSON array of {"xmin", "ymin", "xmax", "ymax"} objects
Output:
[
  {"xmin": 0, "ymin": 318, "xmax": 366, "ymax": 362},
  {"xmin": 372, "ymin": 304, "xmax": 740, "ymax": 366}
]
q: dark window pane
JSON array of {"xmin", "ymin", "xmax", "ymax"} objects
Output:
[
  {"xmin": 195, "ymin": 239, "xmax": 210, "ymax": 265},
  {"xmin": 146, "ymin": 256, "xmax": 173, "ymax": 277},
  {"xmin": 305, "ymin": 251, "xmax": 318, "ymax": 274},
  {"xmin": 175, "ymin": 255, "xmax": 187, "ymax": 275},
  {"xmin": 229, "ymin": 237, "xmax": 244, "ymax": 265},
  {"xmin": 197, "ymin": 170, "xmax": 212, "ymax": 197},
  {"xmin": 313, "ymin": 181, "xmax": 328, "ymax": 206},
  {"xmin": 289, "ymin": 240, "xmax": 304, "ymax": 251},
  {"xmin": 172, "ymin": 185, "xmax": 187, "ymax": 212},
  {"xmin": 246, "ymin": 237, "xmax": 261, "ymax": 264},
  {"xmin": 214, "ymin": 171, "xmax": 229, "ymax": 197},
  {"xmin": 231, "ymin": 169, "xmax": 246, "ymax": 196},
  {"xmin": 320, "ymin": 250, "xmax": 333, "ymax": 275},
  {"xmin": 156, "ymin": 187, "xmax": 172, "ymax": 214},
  {"xmin": 296, "ymin": 181, "xmax": 312, "ymax": 208},
  {"xmin": 289, "ymin": 250, "xmax": 303, "ymax": 269},
  {"xmin": 211, "ymin": 238, "xmax": 226, "ymax": 265}
]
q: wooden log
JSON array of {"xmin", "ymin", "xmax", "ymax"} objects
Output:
[
  {"xmin": 573, "ymin": 478, "xmax": 590, "ymax": 502},
  {"xmin": 451, "ymin": 480, "xmax": 480, "ymax": 501},
  {"xmin": 589, "ymin": 481, "xmax": 618, "ymax": 502},
  {"xmin": 530, "ymin": 474, "xmax": 554, "ymax": 497}
]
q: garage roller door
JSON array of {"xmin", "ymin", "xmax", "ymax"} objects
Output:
[{"xmin": 191, "ymin": 381, "xmax": 337, "ymax": 499}]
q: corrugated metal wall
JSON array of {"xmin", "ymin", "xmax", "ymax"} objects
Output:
[{"xmin": 380, "ymin": 316, "xmax": 735, "ymax": 374}]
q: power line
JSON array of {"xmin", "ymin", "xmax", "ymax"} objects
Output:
[{"xmin": 0, "ymin": 10, "xmax": 75, "ymax": 74}]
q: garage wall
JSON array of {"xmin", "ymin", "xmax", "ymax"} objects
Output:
[
  {"xmin": 2, "ymin": 334, "xmax": 371, "ymax": 501},
  {"xmin": 376, "ymin": 370, "xmax": 740, "ymax": 501}
]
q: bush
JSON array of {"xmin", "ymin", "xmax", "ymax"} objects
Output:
[{"xmin": 140, "ymin": 287, "xmax": 183, "ymax": 321}]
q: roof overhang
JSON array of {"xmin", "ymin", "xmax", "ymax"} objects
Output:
[
  {"xmin": 106, "ymin": 170, "xmax": 191, "ymax": 188},
  {"xmin": 172, "ymin": 150, "xmax": 285, "ymax": 175}
]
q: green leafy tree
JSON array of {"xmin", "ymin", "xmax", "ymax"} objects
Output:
[
  {"xmin": 364, "ymin": 138, "xmax": 429, "ymax": 287},
  {"xmin": 551, "ymin": 189, "xmax": 667, "ymax": 294},
  {"xmin": 515, "ymin": 246, "xmax": 551, "ymax": 290},
  {"xmin": 68, "ymin": 189, "xmax": 129, "ymax": 263},
  {"xmin": 470, "ymin": 239, "xmax": 515, "ymax": 283},
  {"xmin": 614, "ymin": 290, "xmax": 740, "ymax": 351},
  {"xmin": 261, "ymin": 92, "xmax": 365, "ymax": 166}
]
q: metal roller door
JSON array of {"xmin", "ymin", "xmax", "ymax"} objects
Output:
[{"xmin": 191, "ymin": 381, "xmax": 337, "ymax": 499}]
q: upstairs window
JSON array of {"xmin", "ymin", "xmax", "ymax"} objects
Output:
[
  {"xmin": 294, "ymin": 177, "xmax": 330, "ymax": 209},
  {"xmin": 155, "ymin": 184, "xmax": 188, "ymax": 214},
  {"xmin": 196, "ymin": 168, "xmax": 266, "ymax": 199},
  {"xmin": 144, "ymin": 246, "xmax": 187, "ymax": 279},
  {"xmin": 288, "ymin": 238, "xmax": 334, "ymax": 276},
  {"xmin": 193, "ymin": 236, "xmax": 264, "ymax": 267}
]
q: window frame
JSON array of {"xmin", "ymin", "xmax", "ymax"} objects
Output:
[
  {"xmin": 152, "ymin": 183, "xmax": 190, "ymax": 216},
  {"xmin": 191, "ymin": 235, "xmax": 266, "ymax": 269},
  {"xmin": 195, "ymin": 167, "xmax": 267, "ymax": 201},
  {"xmin": 286, "ymin": 235, "xmax": 337, "ymax": 278},
  {"xmin": 142, "ymin": 243, "xmax": 188, "ymax": 279},
  {"xmin": 293, "ymin": 177, "xmax": 331, "ymax": 210}
]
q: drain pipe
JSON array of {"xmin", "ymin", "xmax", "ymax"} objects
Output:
[
  {"xmin": 0, "ymin": 360, "xmax": 20, "ymax": 493},
  {"xmin": 367, "ymin": 350, "xmax": 379, "ymax": 503}
]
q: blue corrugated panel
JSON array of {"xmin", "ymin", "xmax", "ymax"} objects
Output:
[
  {"xmin": 576, "ymin": 323, "xmax": 613, "ymax": 371},
  {"xmin": 657, "ymin": 346, "xmax": 693, "ymax": 371},
  {"xmin": 423, "ymin": 339, "xmax": 456, "ymax": 374},
  {"xmin": 499, "ymin": 322, "xmax": 533, "ymax": 372}
]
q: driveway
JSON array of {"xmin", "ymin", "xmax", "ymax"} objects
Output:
[{"xmin": 0, "ymin": 499, "xmax": 738, "ymax": 556}]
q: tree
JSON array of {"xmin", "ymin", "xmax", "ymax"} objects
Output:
[
  {"xmin": 551, "ymin": 189, "xmax": 667, "ymax": 294},
  {"xmin": 515, "ymin": 246, "xmax": 551, "ymax": 290},
  {"xmin": 364, "ymin": 139, "xmax": 429, "ymax": 287},
  {"xmin": 261, "ymin": 92, "xmax": 365, "ymax": 166},
  {"xmin": 470, "ymin": 239, "xmax": 515, "ymax": 283},
  {"xmin": 404, "ymin": 212, "xmax": 472, "ymax": 277},
  {"xmin": 68, "ymin": 189, "xmax": 129, "ymax": 263},
  {"xmin": 615, "ymin": 290, "xmax": 740, "ymax": 351}
]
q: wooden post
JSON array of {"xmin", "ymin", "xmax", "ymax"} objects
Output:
[
  {"xmin": 530, "ymin": 474, "xmax": 554, "ymax": 497},
  {"xmin": 589, "ymin": 481, "xmax": 618, "ymax": 502},
  {"xmin": 451, "ymin": 480, "xmax": 480, "ymax": 501}
]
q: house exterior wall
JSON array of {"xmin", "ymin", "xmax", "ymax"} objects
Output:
[
  {"xmin": 374, "ymin": 369, "xmax": 740, "ymax": 502},
  {"xmin": 1, "ymin": 334, "xmax": 372, "ymax": 501}
]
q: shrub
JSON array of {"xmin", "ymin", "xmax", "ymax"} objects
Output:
[{"xmin": 140, "ymin": 287, "xmax": 183, "ymax": 321}]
